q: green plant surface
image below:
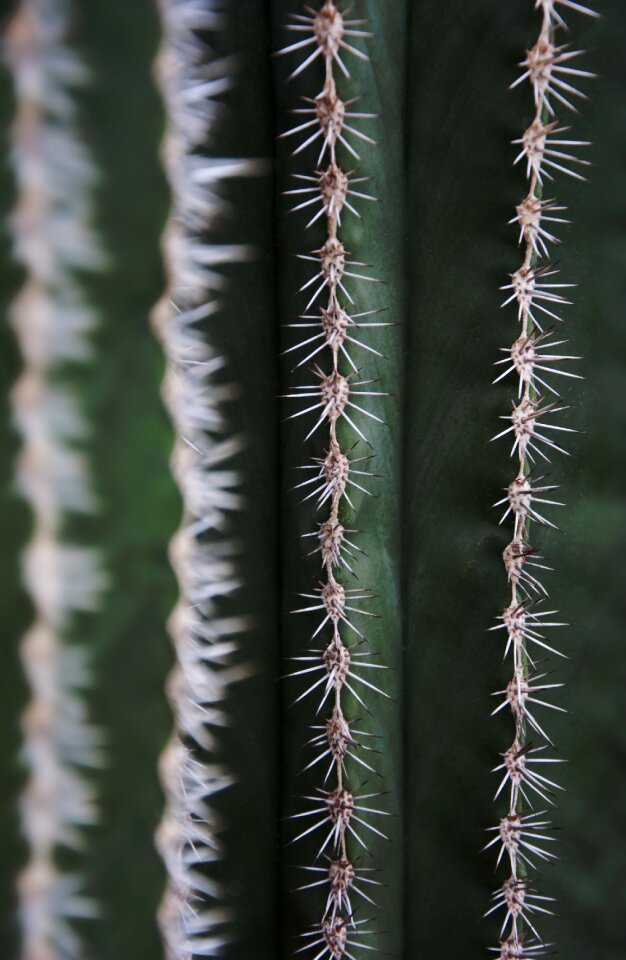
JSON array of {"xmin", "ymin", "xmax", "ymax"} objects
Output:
[
  {"xmin": 69, "ymin": 2, "xmax": 176, "ymax": 957},
  {"xmin": 78, "ymin": 2, "xmax": 626, "ymax": 957},
  {"xmin": 404, "ymin": 2, "xmax": 626, "ymax": 958},
  {"xmin": 0, "ymin": 43, "xmax": 29, "ymax": 960},
  {"xmin": 0, "ymin": 2, "xmax": 624, "ymax": 958}
]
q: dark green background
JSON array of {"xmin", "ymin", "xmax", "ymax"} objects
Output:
[{"xmin": 0, "ymin": 1, "xmax": 624, "ymax": 958}]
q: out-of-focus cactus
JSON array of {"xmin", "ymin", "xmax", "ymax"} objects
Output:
[
  {"xmin": 5, "ymin": 1, "xmax": 107, "ymax": 956},
  {"xmin": 152, "ymin": 1, "xmax": 260, "ymax": 956}
]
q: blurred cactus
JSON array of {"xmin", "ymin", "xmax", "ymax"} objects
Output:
[
  {"xmin": 5, "ymin": 1, "xmax": 107, "ymax": 956},
  {"xmin": 152, "ymin": 1, "xmax": 259, "ymax": 955},
  {"xmin": 0, "ymin": 2, "xmax": 625, "ymax": 960}
]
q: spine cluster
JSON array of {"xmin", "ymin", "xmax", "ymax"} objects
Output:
[
  {"xmin": 487, "ymin": 1, "xmax": 596, "ymax": 957},
  {"xmin": 279, "ymin": 4, "xmax": 388, "ymax": 956},
  {"xmin": 6, "ymin": 1, "xmax": 107, "ymax": 957},
  {"xmin": 153, "ymin": 2, "xmax": 257, "ymax": 956}
]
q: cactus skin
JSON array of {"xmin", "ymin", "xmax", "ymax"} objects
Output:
[
  {"xmin": 0, "ymin": 2, "xmax": 624, "ymax": 959},
  {"xmin": 404, "ymin": 2, "xmax": 626, "ymax": 959},
  {"xmin": 0, "ymin": 31, "xmax": 30, "ymax": 960},
  {"xmin": 47, "ymin": 1, "xmax": 176, "ymax": 957},
  {"xmin": 186, "ymin": 4, "xmax": 281, "ymax": 957}
]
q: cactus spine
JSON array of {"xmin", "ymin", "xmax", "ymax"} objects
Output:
[
  {"xmin": 6, "ymin": 0, "xmax": 107, "ymax": 956},
  {"xmin": 279, "ymin": 3, "xmax": 390, "ymax": 955},
  {"xmin": 487, "ymin": 1, "xmax": 597, "ymax": 956},
  {"xmin": 153, "ymin": 1, "xmax": 257, "ymax": 955}
]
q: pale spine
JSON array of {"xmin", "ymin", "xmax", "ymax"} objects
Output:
[
  {"xmin": 153, "ymin": 2, "xmax": 256, "ymax": 957},
  {"xmin": 6, "ymin": 0, "xmax": 107, "ymax": 957},
  {"xmin": 486, "ymin": 1, "xmax": 597, "ymax": 957},
  {"xmin": 279, "ymin": 4, "xmax": 389, "ymax": 957}
]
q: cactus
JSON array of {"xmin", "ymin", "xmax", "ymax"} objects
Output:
[
  {"xmin": 5, "ymin": 2, "xmax": 107, "ymax": 955},
  {"xmin": 277, "ymin": 4, "xmax": 391, "ymax": 954},
  {"xmin": 152, "ymin": 2, "xmax": 260, "ymax": 956},
  {"xmin": 485, "ymin": 2, "xmax": 596, "ymax": 957},
  {"xmin": 0, "ymin": 2, "xmax": 625, "ymax": 960}
]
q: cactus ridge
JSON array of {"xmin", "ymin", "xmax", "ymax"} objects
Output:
[
  {"xmin": 487, "ymin": 0, "xmax": 597, "ymax": 955},
  {"xmin": 5, "ymin": 0, "xmax": 108, "ymax": 955},
  {"xmin": 153, "ymin": 2, "xmax": 258, "ymax": 956},
  {"xmin": 279, "ymin": 3, "xmax": 390, "ymax": 957}
]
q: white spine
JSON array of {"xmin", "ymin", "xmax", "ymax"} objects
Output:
[
  {"xmin": 154, "ymin": 2, "xmax": 256, "ymax": 956},
  {"xmin": 5, "ymin": 1, "xmax": 107, "ymax": 957},
  {"xmin": 278, "ymin": 4, "xmax": 389, "ymax": 956},
  {"xmin": 487, "ymin": 2, "xmax": 597, "ymax": 957}
]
